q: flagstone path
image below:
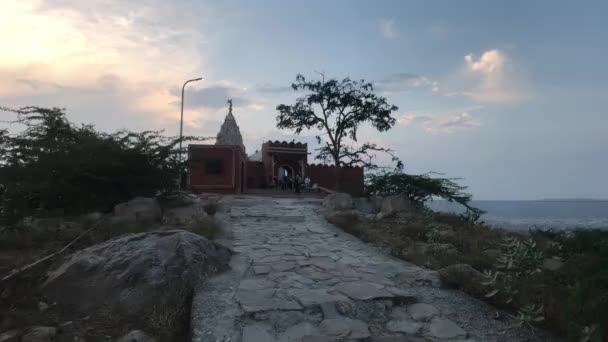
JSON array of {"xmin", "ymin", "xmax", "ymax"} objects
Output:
[{"xmin": 191, "ymin": 196, "xmax": 556, "ymax": 342}]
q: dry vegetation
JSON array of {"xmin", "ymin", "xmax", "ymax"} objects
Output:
[{"xmin": 326, "ymin": 209, "xmax": 608, "ymax": 342}]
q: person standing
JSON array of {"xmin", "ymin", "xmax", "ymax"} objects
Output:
[
  {"xmin": 304, "ymin": 176, "xmax": 311, "ymax": 192},
  {"xmin": 294, "ymin": 174, "xmax": 301, "ymax": 194}
]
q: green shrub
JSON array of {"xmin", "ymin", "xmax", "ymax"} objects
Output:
[{"xmin": 0, "ymin": 106, "xmax": 210, "ymax": 224}]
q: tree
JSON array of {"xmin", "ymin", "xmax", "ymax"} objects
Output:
[{"xmin": 276, "ymin": 74, "xmax": 400, "ymax": 169}]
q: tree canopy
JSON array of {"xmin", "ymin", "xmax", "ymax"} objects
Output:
[{"xmin": 276, "ymin": 74, "xmax": 400, "ymax": 169}]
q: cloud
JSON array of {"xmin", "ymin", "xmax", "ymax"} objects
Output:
[
  {"xmin": 256, "ymin": 83, "xmax": 293, "ymax": 94},
  {"xmin": 380, "ymin": 18, "xmax": 399, "ymax": 39},
  {"xmin": 171, "ymin": 84, "xmax": 249, "ymax": 110},
  {"xmin": 376, "ymin": 73, "xmax": 440, "ymax": 93},
  {"xmin": 169, "ymin": 81, "xmax": 265, "ymax": 113},
  {"xmin": 459, "ymin": 49, "xmax": 526, "ymax": 103},
  {"xmin": 397, "ymin": 113, "xmax": 430, "ymax": 126},
  {"xmin": 397, "ymin": 111, "xmax": 481, "ymax": 133},
  {"xmin": 0, "ymin": 0, "xmax": 216, "ymax": 128}
]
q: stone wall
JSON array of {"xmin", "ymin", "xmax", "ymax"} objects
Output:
[{"xmin": 307, "ymin": 164, "xmax": 364, "ymax": 196}]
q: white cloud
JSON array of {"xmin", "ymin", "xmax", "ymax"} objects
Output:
[
  {"xmin": 0, "ymin": 0, "xmax": 216, "ymax": 127},
  {"xmin": 380, "ymin": 18, "xmax": 398, "ymax": 39},
  {"xmin": 465, "ymin": 50, "xmax": 505, "ymax": 73},
  {"xmin": 376, "ymin": 73, "xmax": 439, "ymax": 93},
  {"xmin": 459, "ymin": 49, "xmax": 526, "ymax": 103},
  {"xmin": 397, "ymin": 111, "xmax": 481, "ymax": 134}
]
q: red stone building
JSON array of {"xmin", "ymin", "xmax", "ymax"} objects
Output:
[{"xmin": 188, "ymin": 101, "xmax": 364, "ymax": 195}]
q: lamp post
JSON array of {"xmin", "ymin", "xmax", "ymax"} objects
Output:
[{"xmin": 178, "ymin": 77, "xmax": 204, "ymax": 191}]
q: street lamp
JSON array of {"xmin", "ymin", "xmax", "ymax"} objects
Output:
[{"xmin": 178, "ymin": 77, "xmax": 204, "ymax": 191}]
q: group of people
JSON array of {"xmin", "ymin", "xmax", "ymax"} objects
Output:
[{"xmin": 272, "ymin": 174, "xmax": 312, "ymax": 194}]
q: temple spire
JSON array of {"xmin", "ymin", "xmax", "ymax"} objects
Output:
[{"xmin": 216, "ymin": 98, "xmax": 245, "ymax": 153}]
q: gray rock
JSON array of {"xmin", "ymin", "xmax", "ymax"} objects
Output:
[
  {"xmin": 21, "ymin": 326, "xmax": 57, "ymax": 342},
  {"xmin": 239, "ymin": 278, "xmax": 276, "ymax": 290},
  {"xmin": 396, "ymin": 269, "xmax": 441, "ymax": 288},
  {"xmin": 43, "ymin": 230, "xmax": 231, "ymax": 320},
  {"xmin": 113, "ymin": 197, "xmax": 162, "ymax": 223},
  {"xmin": 288, "ymin": 289, "xmax": 348, "ymax": 307},
  {"xmin": 428, "ymin": 318, "xmax": 467, "ymax": 339},
  {"xmin": 301, "ymin": 337, "xmax": 332, "ymax": 342},
  {"xmin": 390, "ymin": 307, "xmax": 411, "ymax": 320},
  {"xmin": 242, "ymin": 322, "xmax": 276, "ymax": 342},
  {"xmin": 115, "ymin": 330, "xmax": 157, "ymax": 342},
  {"xmin": 386, "ymin": 319, "xmax": 422, "ymax": 335},
  {"xmin": 253, "ymin": 265, "xmax": 271, "ymax": 275},
  {"xmin": 335, "ymin": 281, "xmax": 393, "ymax": 300},
  {"xmin": 543, "ymin": 258, "xmax": 564, "ymax": 272},
  {"xmin": 254, "ymin": 310, "xmax": 321, "ymax": 332},
  {"xmin": 277, "ymin": 322, "xmax": 320, "ymax": 342},
  {"xmin": 320, "ymin": 302, "xmax": 340, "ymax": 319},
  {"xmin": 380, "ymin": 195, "xmax": 412, "ymax": 217},
  {"xmin": 0, "ymin": 330, "xmax": 18, "ymax": 342},
  {"xmin": 369, "ymin": 337, "xmax": 428, "ymax": 342},
  {"xmin": 323, "ymin": 193, "xmax": 354, "ymax": 211},
  {"xmin": 237, "ymin": 289, "xmax": 302, "ymax": 313},
  {"xmin": 407, "ymin": 303, "xmax": 439, "ymax": 321},
  {"xmin": 335, "ymin": 301, "xmax": 353, "ymax": 315},
  {"xmin": 438, "ymin": 264, "xmax": 487, "ymax": 297},
  {"xmin": 354, "ymin": 197, "xmax": 375, "ymax": 214},
  {"xmin": 319, "ymin": 318, "xmax": 370, "ymax": 339},
  {"xmin": 162, "ymin": 205, "xmax": 206, "ymax": 226},
  {"xmin": 370, "ymin": 195, "xmax": 384, "ymax": 213}
]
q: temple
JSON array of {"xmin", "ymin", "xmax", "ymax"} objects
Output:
[{"xmin": 188, "ymin": 100, "xmax": 364, "ymax": 195}]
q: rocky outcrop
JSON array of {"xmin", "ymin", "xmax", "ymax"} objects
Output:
[
  {"xmin": 380, "ymin": 195, "xmax": 413, "ymax": 217},
  {"xmin": 322, "ymin": 193, "xmax": 353, "ymax": 211},
  {"xmin": 113, "ymin": 197, "xmax": 162, "ymax": 224},
  {"xmin": 42, "ymin": 230, "xmax": 231, "ymax": 322}
]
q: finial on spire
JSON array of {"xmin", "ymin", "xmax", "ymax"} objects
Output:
[{"xmin": 227, "ymin": 99, "xmax": 233, "ymax": 115}]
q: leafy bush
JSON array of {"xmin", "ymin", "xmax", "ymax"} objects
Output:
[
  {"xmin": 0, "ymin": 106, "xmax": 209, "ymax": 224},
  {"xmin": 481, "ymin": 230, "xmax": 608, "ymax": 341}
]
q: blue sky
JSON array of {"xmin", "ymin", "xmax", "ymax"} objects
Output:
[{"xmin": 1, "ymin": 0, "xmax": 607, "ymax": 199}]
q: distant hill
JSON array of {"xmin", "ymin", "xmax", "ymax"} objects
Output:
[{"xmin": 539, "ymin": 198, "xmax": 607, "ymax": 202}]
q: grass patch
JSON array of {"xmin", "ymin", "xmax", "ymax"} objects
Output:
[{"xmin": 326, "ymin": 209, "xmax": 608, "ymax": 341}]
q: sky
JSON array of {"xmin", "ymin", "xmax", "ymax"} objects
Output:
[{"xmin": 1, "ymin": 0, "xmax": 607, "ymax": 200}]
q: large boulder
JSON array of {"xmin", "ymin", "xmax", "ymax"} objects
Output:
[
  {"xmin": 113, "ymin": 197, "xmax": 162, "ymax": 224},
  {"xmin": 42, "ymin": 230, "xmax": 231, "ymax": 322},
  {"xmin": 380, "ymin": 195, "xmax": 413, "ymax": 217},
  {"xmin": 162, "ymin": 204, "xmax": 207, "ymax": 227},
  {"xmin": 353, "ymin": 197, "xmax": 374, "ymax": 214},
  {"xmin": 323, "ymin": 193, "xmax": 353, "ymax": 211},
  {"xmin": 438, "ymin": 263, "xmax": 488, "ymax": 297}
]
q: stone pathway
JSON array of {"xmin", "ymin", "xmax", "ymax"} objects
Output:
[{"xmin": 191, "ymin": 196, "xmax": 556, "ymax": 342}]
